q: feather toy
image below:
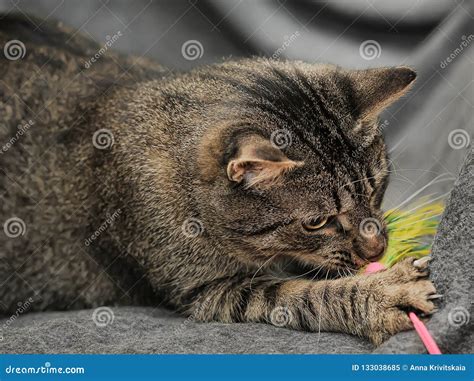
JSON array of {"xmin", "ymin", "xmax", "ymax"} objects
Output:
[{"xmin": 381, "ymin": 199, "xmax": 444, "ymax": 268}]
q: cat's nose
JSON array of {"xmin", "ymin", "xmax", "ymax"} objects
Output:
[{"xmin": 363, "ymin": 236, "xmax": 386, "ymax": 261}]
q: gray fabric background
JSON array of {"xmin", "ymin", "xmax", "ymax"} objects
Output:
[{"xmin": 0, "ymin": 0, "xmax": 472, "ymax": 353}]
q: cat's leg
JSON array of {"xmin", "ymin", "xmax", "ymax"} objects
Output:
[{"xmin": 178, "ymin": 257, "xmax": 437, "ymax": 345}]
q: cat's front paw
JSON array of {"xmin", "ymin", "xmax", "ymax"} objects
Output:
[{"xmin": 362, "ymin": 257, "xmax": 439, "ymax": 345}]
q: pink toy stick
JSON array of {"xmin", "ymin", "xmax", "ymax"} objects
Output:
[
  {"xmin": 364, "ymin": 262, "xmax": 442, "ymax": 354},
  {"xmin": 408, "ymin": 312, "xmax": 441, "ymax": 354}
]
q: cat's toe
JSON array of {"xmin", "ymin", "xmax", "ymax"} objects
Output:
[
  {"xmin": 367, "ymin": 331, "xmax": 388, "ymax": 346},
  {"xmin": 388, "ymin": 257, "xmax": 431, "ymax": 281},
  {"xmin": 396, "ymin": 280, "xmax": 438, "ymax": 314}
]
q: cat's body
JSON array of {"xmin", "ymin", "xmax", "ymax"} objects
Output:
[{"xmin": 1, "ymin": 16, "xmax": 437, "ymax": 345}]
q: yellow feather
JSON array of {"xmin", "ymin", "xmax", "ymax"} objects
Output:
[{"xmin": 380, "ymin": 198, "xmax": 444, "ymax": 268}]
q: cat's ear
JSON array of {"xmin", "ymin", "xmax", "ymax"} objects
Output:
[
  {"xmin": 348, "ymin": 66, "xmax": 416, "ymax": 121},
  {"xmin": 227, "ymin": 136, "xmax": 303, "ymax": 189}
]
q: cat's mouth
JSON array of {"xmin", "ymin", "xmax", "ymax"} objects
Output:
[
  {"xmin": 325, "ymin": 250, "xmax": 371, "ymax": 272},
  {"xmin": 317, "ymin": 251, "xmax": 371, "ymax": 274},
  {"xmin": 350, "ymin": 252, "xmax": 370, "ymax": 269}
]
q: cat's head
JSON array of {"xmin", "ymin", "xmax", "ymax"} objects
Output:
[{"xmin": 194, "ymin": 59, "xmax": 416, "ymax": 276}]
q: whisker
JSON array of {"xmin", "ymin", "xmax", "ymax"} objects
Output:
[
  {"xmin": 276, "ymin": 261, "xmax": 326, "ymax": 281},
  {"xmin": 396, "ymin": 213, "xmax": 444, "ymax": 230},
  {"xmin": 316, "ymin": 269, "xmax": 331, "ymax": 345},
  {"xmin": 385, "ymin": 191, "xmax": 449, "ymax": 219},
  {"xmin": 387, "ymin": 173, "xmax": 454, "ymax": 212},
  {"xmin": 249, "ymin": 254, "xmax": 279, "ymax": 291},
  {"xmin": 308, "ymin": 258, "xmax": 334, "ymax": 281}
]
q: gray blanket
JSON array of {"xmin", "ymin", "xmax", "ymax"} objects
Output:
[{"xmin": 0, "ymin": 1, "xmax": 473, "ymax": 354}]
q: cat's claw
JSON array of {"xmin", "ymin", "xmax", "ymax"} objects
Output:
[
  {"xmin": 413, "ymin": 256, "xmax": 432, "ymax": 269},
  {"xmin": 427, "ymin": 293, "xmax": 443, "ymax": 300},
  {"xmin": 420, "ymin": 308, "xmax": 439, "ymax": 317}
]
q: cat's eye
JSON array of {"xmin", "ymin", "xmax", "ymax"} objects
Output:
[{"xmin": 302, "ymin": 216, "xmax": 328, "ymax": 231}]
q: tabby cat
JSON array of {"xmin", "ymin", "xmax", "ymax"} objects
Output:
[{"xmin": 0, "ymin": 16, "xmax": 437, "ymax": 345}]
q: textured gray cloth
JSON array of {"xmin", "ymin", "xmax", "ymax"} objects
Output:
[
  {"xmin": 1, "ymin": 148, "xmax": 471, "ymax": 354},
  {"xmin": 0, "ymin": 307, "xmax": 372, "ymax": 354}
]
